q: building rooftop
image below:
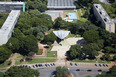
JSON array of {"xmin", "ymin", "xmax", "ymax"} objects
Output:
[
  {"xmin": 0, "ymin": 1, "xmax": 24, "ymax": 5},
  {"xmin": 94, "ymin": 4, "xmax": 114, "ymax": 24},
  {"xmin": 0, "ymin": 10, "xmax": 20, "ymax": 36},
  {"xmin": 47, "ymin": 0, "xmax": 76, "ymax": 9}
]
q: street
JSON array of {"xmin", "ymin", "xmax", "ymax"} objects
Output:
[{"xmin": 38, "ymin": 66, "xmax": 109, "ymax": 77}]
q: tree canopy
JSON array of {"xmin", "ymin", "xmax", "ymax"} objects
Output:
[
  {"xmin": 83, "ymin": 30, "xmax": 99, "ymax": 43},
  {"xmin": 0, "ymin": 45, "xmax": 12, "ymax": 63},
  {"xmin": 56, "ymin": 66, "xmax": 70, "ymax": 77},
  {"xmin": 5, "ymin": 66, "xmax": 40, "ymax": 77}
]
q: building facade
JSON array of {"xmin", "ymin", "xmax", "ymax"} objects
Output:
[
  {"xmin": 0, "ymin": 10, "xmax": 20, "ymax": 45},
  {"xmin": 93, "ymin": 4, "xmax": 115, "ymax": 33},
  {"xmin": 0, "ymin": 1, "xmax": 25, "ymax": 13}
]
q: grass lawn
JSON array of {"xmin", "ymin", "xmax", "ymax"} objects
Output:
[
  {"xmin": 77, "ymin": 9, "xmax": 81, "ymax": 20},
  {"xmin": 69, "ymin": 34, "xmax": 81, "ymax": 37},
  {"xmin": 15, "ymin": 58, "xmax": 56, "ymax": 65},
  {"xmin": 77, "ymin": 9, "xmax": 88, "ymax": 22},
  {"xmin": 47, "ymin": 51, "xmax": 57, "ymax": 57},
  {"xmin": 17, "ymin": 54, "xmax": 24, "ymax": 58},
  {"xmin": 72, "ymin": 58, "xmax": 111, "ymax": 63},
  {"xmin": 72, "ymin": 59, "xmax": 96, "ymax": 63},
  {"xmin": 97, "ymin": 59, "xmax": 110, "ymax": 63},
  {"xmin": 37, "ymin": 49, "xmax": 42, "ymax": 55},
  {"xmin": 28, "ymin": 58, "xmax": 56, "ymax": 64},
  {"xmin": 81, "ymin": 8, "xmax": 85, "ymax": 15}
]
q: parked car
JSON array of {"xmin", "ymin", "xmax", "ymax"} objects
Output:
[
  {"xmin": 106, "ymin": 64, "xmax": 109, "ymax": 67},
  {"xmin": 32, "ymin": 65, "xmax": 35, "ymax": 68},
  {"xmin": 76, "ymin": 69, "xmax": 80, "ymax": 71},
  {"xmin": 103, "ymin": 64, "xmax": 105, "ymax": 67},
  {"xmin": 98, "ymin": 69, "xmax": 102, "ymax": 72},
  {"xmin": 53, "ymin": 63, "xmax": 55, "ymax": 66},
  {"xmin": 70, "ymin": 63, "xmax": 73, "ymax": 66},
  {"xmin": 47, "ymin": 64, "xmax": 50, "ymax": 66},
  {"xmin": 99, "ymin": 64, "xmax": 102, "ymax": 67},
  {"xmin": 95, "ymin": 64, "xmax": 97, "ymax": 66},
  {"xmin": 45, "ymin": 64, "xmax": 48, "ymax": 67},
  {"xmin": 87, "ymin": 69, "xmax": 92, "ymax": 72},
  {"xmin": 75, "ymin": 63, "xmax": 78, "ymax": 66}
]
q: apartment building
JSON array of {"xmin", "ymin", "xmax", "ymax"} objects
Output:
[
  {"xmin": 0, "ymin": 1, "xmax": 25, "ymax": 13},
  {"xmin": 0, "ymin": 10, "xmax": 20, "ymax": 45},
  {"xmin": 93, "ymin": 4, "xmax": 115, "ymax": 33}
]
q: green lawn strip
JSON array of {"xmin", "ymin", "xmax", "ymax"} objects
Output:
[
  {"xmin": 17, "ymin": 54, "xmax": 24, "ymax": 58},
  {"xmin": 28, "ymin": 58, "xmax": 56, "ymax": 64},
  {"xmin": 69, "ymin": 34, "xmax": 81, "ymax": 37},
  {"xmin": 71, "ymin": 59, "xmax": 96, "ymax": 63},
  {"xmin": 37, "ymin": 49, "xmax": 42, "ymax": 55},
  {"xmin": 72, "ymin": 58, "xmax": 110, "ymax": 63},
  {"xmin": 15, "ymin": 58, "xmax": 56, "ymax": 65},
  {"xmin": 47, "ymin": 51, "xmax": 57, "ymax": 57},
  {"xmin": 97, "ymin": 59, "xmax": 110, "ymax": 63},
  {"xmin": 77, "ymin": 9, "xmax": 81, "ymax": 20},
  {"xmin": 47, "ymin": 46, "xmax": 53, "ymax": 52},
  {"xmin": 81, "ymin": 8, "xmax": 85, "ymax": 15}
]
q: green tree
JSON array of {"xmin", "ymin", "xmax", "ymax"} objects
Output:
[
  {"xmin": 104, "ymin": 46, "xmax": 116, "ymax": 53},
  {"xmin": 5, "ymin": 66, "xmax": 40, "ymax": 77},
  {"xmin": 69, "ymin": 45, "xmax": 82, "ymax": 59},
  {"xmin": 96, "ymin": 39, "xmax": 104, "ymax": 49},
  {"xmin": 56, "ymin": 66, "xmax": 70, "ymax": 77},
  {"xmin": 13, "ymin": 28, "xmax": 25, "ymax": 39},
  {"xmin": 82, "ymin": 43, "xmax": 99, "ymax": 59},
  {"xmin": 83, "ymin": 30, "xmax": 99, "ymax": 43},
  {"xmin": 6, "ymin": 37, "xmax": 20, "ymax": 52},
  {"xmin": 0, "ymin": 72, "xmax": 4, "ymax": 77},
  {"xmin": 43, "ymin": 32, "xmax": 57, "ymax": 44},
  {"xmin": 113, "ymin": 55, "xmax": 116, "ymax": 61},
  {"xmin": 0, "ymin": 45, "xmax": 12, "ymax": 63},
  {"xmin": 19, "ymin": 35, "xmax": 38, "ymax": 55},
  {"xmin": 54, "ymin": 17, "xmax": 67, "ymax": 29},
  {"xmin": 101, "ymin": 53, "xmax": 111, "ymax": 61}
]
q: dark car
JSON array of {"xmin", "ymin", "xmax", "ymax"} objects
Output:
[
  {"xmin": 106, "ymin": 64, "xmax": 109, "ymax": 67},
  {"xmin": 87, "ymin": 69, "xmax": 92, "ymax": 72},
  {"xmin": 103, "ymin": 64, "xmax": 105, "ymax": 67},
  {"xmin": 75, "ymin": 63, "xmax": 78, "ymax": 66},
  {"xmin": 45, "ymin": 64, "xmax": 48, "ymax": 67},
  {"xmin": 99, "ymin": 64, "xmax": 102, "ymax": 67},
  {"xmin": 53, "ymin": 63, "xmax": 55, "ymax": 66},
  {"xmin": 98, "ymin": 69, "xmax": 102, "ymax": 72},
  {"xmin": 76, "ymin": 69, "xmax": 80, "ymax": 71},
  {"xmin": 51, "ymin": 71, "xmax": 56, "ymax": 75},
  {"xmin": 95, "ymin": 64, "xmax": 97, "ymax": 66},
  {"xmin": 70, "ymin": 63, "xmax": 73, "ymax": 66}
]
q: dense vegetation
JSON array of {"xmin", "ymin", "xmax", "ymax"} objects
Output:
[
  {"xmin": 56, "ymin": 66, "xmax": 70, "ymax": 77},
  {"xmin": 5, "ymin": 66, "xmax": 40, "ymax": 77}
]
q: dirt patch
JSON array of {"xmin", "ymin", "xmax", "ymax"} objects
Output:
[{"xmin": 68, "ymin": 74, "xmax": 73, "ymax": 77}]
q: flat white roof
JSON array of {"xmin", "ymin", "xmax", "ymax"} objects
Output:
[
  {"xmin": 0, "ymin": 10, "xmax": 20, "ymax": 35},
  {"xmin": 47, "ymin": 0, "xmax": 76, "ymax": 9},
  {"xmin": 0, "ymin": 1, "xmax": 24, "ymax": 5}
]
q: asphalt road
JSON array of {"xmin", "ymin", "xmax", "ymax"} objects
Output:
[{"xmin": 38, "ymin": 67, "xmax": 109, "ymax": 77}]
